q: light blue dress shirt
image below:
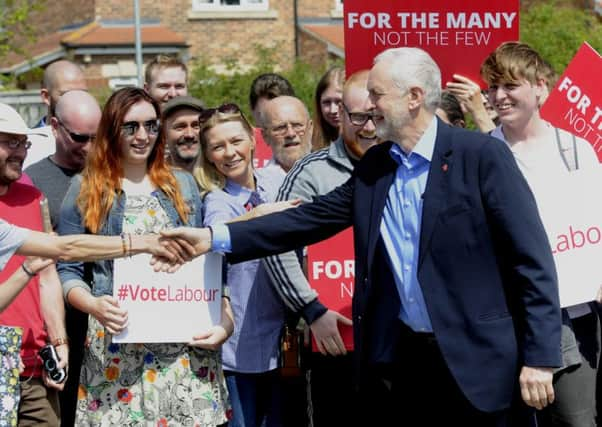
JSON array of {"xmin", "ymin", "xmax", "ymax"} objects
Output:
[
  {"xmin": 379, "ymin": 117, "xmax": 438, "ymax": 332},
  {"xmin": 204, "ymin": 167, "xmax": 286, "ymax": 372},
  {"xmin": 212, "ymin": 119, "xmax": 439, "ymax": 333}
]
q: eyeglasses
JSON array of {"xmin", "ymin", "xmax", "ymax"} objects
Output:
[
  {"xmin": 121, "ymin": 119, "xmax": 160, "ymax": 137},
  {"xmin": 57, "ymin": 120, "xmax": 96, "ymax": 143},
  {"xmin": 199, "ymin": 103, "xmax": 240, "ymax": 123},
  {"xmin": 343, "ymin": 105, "xmax": 376, "ymax": 127},
  {"xmin": 268, "ymin": 121, "xmax": 307, "ymax": 137},
  {"xmin": 0, "ymin": 139, "xmax": 32, "ymax": 150}
]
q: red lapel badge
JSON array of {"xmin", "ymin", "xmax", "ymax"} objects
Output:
[{"xmin": 442, "ymin": 163, "xmax": 448, "ymax": 172}]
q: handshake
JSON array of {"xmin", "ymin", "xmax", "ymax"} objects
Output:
[
  {"xmin": 147, "ymin": 198, "xmax": 300, "ymax": 271},
  {"xmin": 148, "ymin": 227, "xmax": 213, "ymax": 273}
]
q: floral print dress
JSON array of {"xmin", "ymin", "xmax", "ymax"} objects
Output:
[{"xmin": 75, "ymin": 194, "xmax": 230, "ymax": 427}]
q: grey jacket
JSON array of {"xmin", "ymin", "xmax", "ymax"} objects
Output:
[{"xmin": 264, "ymin": 137, "xmax": 355, "ymax": 323}]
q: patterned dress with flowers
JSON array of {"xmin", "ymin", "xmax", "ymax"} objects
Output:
[{"xmin": 75, "ymin": 195, "xmax": 230, "ymax": 426}]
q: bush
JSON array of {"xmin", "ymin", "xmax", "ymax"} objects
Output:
[
  {"xmin": 520, "ymin": 1, "xmax": 602, "ymax": 74},
  {"xmin": 188, "ymin": 45, "xmax": 328, "ymax": 125}
]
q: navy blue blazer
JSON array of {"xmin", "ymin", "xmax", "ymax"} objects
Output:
[{"xmin": 227, "ymin": 119, "xmax": 561, "ymax": 412}]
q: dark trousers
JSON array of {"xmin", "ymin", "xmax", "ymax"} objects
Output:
[
  {"xmin": 225, "ymin": 369, "xmax": 282, "ymax": 427},
  {"xmin": 382, "ymin": 322, "xmax": 533, "ymax": 427},
  {"xmin": 307, "ymin": 352, "xmax": 358, "ymax": 427},
  {"xmin": 538, "ymin": 310, "xmax": 600, "ymax": 427},
  {"xmin": 59, "ymin": 308, "xmax": 88, "ymax": 427}
]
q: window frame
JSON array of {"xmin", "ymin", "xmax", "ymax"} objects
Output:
[{"xmin": 191, "ymin": 0, "xmax": 269, "ymax": 12}]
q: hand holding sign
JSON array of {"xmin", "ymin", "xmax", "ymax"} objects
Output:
[{"xmin": 91, "ymin": 295, "xmax": 129, "ymax": 335}]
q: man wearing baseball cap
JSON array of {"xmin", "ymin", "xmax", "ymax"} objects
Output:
[
  {"xmin": 161, "ymin": 95, "xmax": 205, "ymax": 174},
  {"xmin": 0, "ymin": 102, "xmax": 67, "ymax": 426}
]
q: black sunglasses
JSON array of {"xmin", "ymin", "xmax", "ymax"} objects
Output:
[
  {"xmin": 56, "ymin": 120, "xmax": 96, "ymax": 144},
  {"xmin": 120, "ymin": 119, "xmax": 160, "ymax": 137},
  {"xmin": 199, "ymin": 103, "xmax": 241, "ymax": 123}
]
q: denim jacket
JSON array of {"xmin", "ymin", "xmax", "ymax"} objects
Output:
[{"xmin": 57, "ymin": 169, "xmax": 203, "ymax": 299}]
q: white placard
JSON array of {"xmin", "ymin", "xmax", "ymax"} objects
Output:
[
  {"xmin": 530, "ymin": 169, "xmax": 602, "ymax": 307},
  {"xmin": 112, "ymin": 253, "xmax": 222, "ymax": 343}
]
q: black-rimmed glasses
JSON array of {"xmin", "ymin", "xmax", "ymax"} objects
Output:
[
  {"xmin": 343, "ymin": 105, "xmax": 376, "ymax": 127},
  {"xmin": 0, "ymin": 139, "xmax": 32, "ymax": 150},
  {"xmin": 121, "ymin": 119, "xmax": 160, "ymax": 137},
  {"xmin": 56, "ymin": 120, "xmax": 96, "ymax": 143}
]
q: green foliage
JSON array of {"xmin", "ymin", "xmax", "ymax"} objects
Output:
[
  {"xmin": 0, "ymin": 0, "xmax": 46, "ymax": 60},
  {"xmin": 188, "ymin": 44, "xmax": 327, "ymax": 125},
  {"xmin": 520, "ymin": 1, "xmax": 602, "ymax": 74}
]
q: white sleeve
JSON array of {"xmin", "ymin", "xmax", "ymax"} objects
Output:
[{"xmin": 0, "ymin": 220, "xmax": 29, "ymax": 270}]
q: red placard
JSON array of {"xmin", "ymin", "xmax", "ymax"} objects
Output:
[
  {"xmin": 307, "ymin": 228, "xmax": 354, "ymax": 351},
  {"xmin": 344, "ymin": 1, "xmax": 519, "ymax": 87},
  {"xmin": 253, "ymin": 127, "xmax": 273, "ymax": 169},
  {"xmin": 540, "ymin": 43, "xmax": 602, "ymax": 162}
]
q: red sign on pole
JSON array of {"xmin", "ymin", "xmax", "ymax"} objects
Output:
[
  {"xmin": 253, "ymin": 127, "xmax": 273, "ymax": 169},
  {"xmin": 307, "ymin": 228, "xmax": 355, "ymax": 351},
  {"xmin": 540, "ymin": 43, "xmax": 602, "ymax": 162},
  {"xmin": 343, "ymin": 0, "xmax": 519, "ymax": 87}
]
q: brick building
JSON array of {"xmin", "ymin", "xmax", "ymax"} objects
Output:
[{"xmin": 0, "ymin": 0, "xmax": 344, "ymax": 91}]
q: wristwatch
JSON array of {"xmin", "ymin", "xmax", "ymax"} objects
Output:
[{"xmin": 51, "ymin": 337, "xmax": 69, "ymax": 347}]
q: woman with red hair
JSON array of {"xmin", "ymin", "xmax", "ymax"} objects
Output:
[{"xmin": 57, "ymin": 87, "xmax": 232, "ymax": 426}]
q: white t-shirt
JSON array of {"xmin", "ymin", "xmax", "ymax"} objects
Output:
[
  {"xmin": 491, "ymin": 123, "xmax": 599, "ymax": 195},
  {"xmin": 0, "ymin": 219, "xmax": 28, "ymax": 270}
]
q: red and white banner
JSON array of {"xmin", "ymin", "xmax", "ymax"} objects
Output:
[
  {"xmin": 112, "ymin": 253, "xmax": 222, "ymax": 343},
  {"xmin": 530, "ymin": 170, "xmax": 602, "ymax": 308},
  {"xmin": 253, "ymin": 127, "xmax": 273, "ymax": 169},
  {"xmin": 540, "ymin": 43, "xmax": 602, "ymax": 162},
  {"xmin": 307, "ymin": 229, "xmax": 354, "ymax": 351},
  {"xmin": 343, "ymin": 0, "xmax": 519, "ymax": 86}
]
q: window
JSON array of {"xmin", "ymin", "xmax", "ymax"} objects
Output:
[{"xmin": 192, "ymin": 0, "xmax": 268, "ymax": 11}]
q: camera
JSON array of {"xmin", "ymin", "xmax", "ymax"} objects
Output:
[{"xmin": 38, "ymin": 344, "xmax": 66, "ymax": 383}]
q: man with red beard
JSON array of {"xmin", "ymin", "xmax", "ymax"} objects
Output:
[
  {"xmin": 264, "ymin": 70, "xmax": 381, "ymax": 427},
  {"xmin": 0, "ymin": 103, "xmax": 68, "ymax": 426}
]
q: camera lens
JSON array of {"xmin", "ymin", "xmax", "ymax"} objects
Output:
[{"xmin": 45, "ymin": 359, "xmax": 57, "ymax": 370}]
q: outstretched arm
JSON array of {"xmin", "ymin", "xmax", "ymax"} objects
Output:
[{"xmin": 17, "ymin": 231, "xmax": 190, "ymax": 263}]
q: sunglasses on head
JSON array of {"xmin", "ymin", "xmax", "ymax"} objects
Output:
[
  {"xmin": 57, "ymin": 120, "xmax": 96, "ymax": 143},
  {"xmin": 120, "ymin": 119, "xmax": 160, "ymax": 137},
  {"xmin": 199, "ymin": 103, "xmax": 241, "ymax": 123}
]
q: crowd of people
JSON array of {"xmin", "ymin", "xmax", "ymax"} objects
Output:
[{"xmin": 0, "ymin": 40, "xmax": 600, "ymax": 427}]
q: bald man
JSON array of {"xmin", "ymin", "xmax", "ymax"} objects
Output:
[
  {"xmin": 25, "ymin": 90, "xmax": 101, "ymax": 229},
  {"xmin": 38, "ymin": 60, "xmax": 87, "ymax": 127},
  {"xmin": 26, "ymin": 61, "xmax": 88, "ymax": 169},
  {"xmin": 27, "ymin": 88, "xmax": 100, "ymax": 427},
  {"xmin": 261, "ymin": 96, "xmax": 313, "ymax": 176}
]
